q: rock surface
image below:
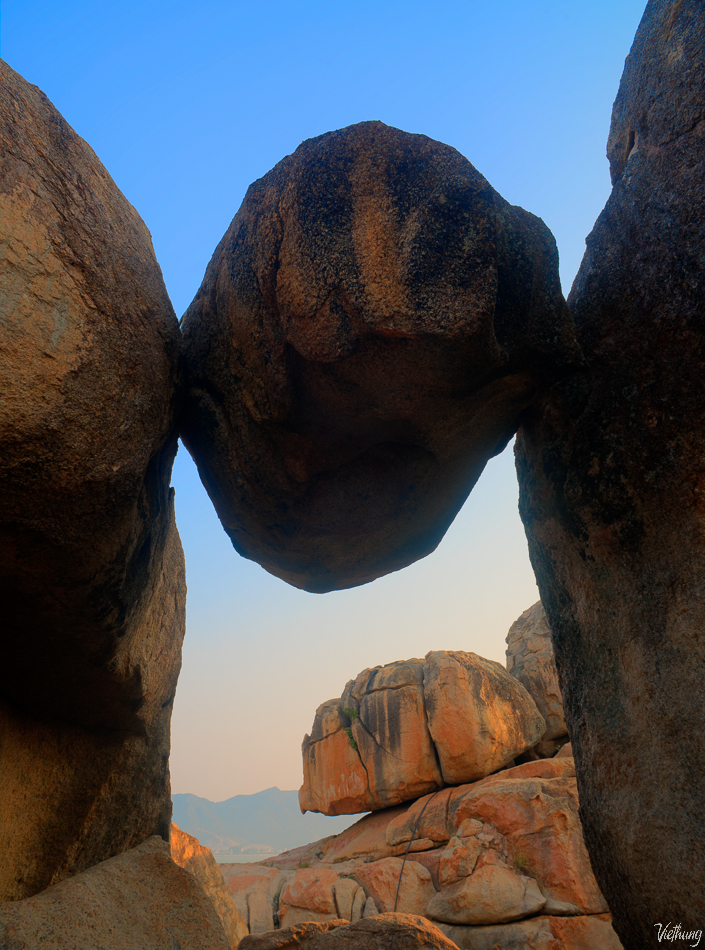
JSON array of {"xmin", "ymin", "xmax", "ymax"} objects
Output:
[
  {"xmin": 426, "ymin": 865, "xmax": 545, "ymax": 925},
  {"xmin": 300, "ymin": 652, "xmax": 545, "ymax": 815},
  {"xmin": 506, "ymin": 601, "xmax": 568, "ymax": 757},
  {"xmin": 224, "ymin": 755, "xmax": 621, "ymax": 947},
  {"xmin": 0, "ymin": 837, "xmax": 230, "ymax": 950},
  {"xmin": 170, "ymin": 823, "xmax": 247, "ymax": 948},
  {"xmin": 438, "ymin": 913, "xmax": 623, "ymax": 950},
  {"xmin": 514, "ymin": 1, "xmax": 705, "ymax": 946},
  {"xmin": 181, "ymin": 120, "xmax": 579, "ymax": 593},
  {"xmin": 238, "ymin": 914, "xmax": 460, "ymax": 950},
  {"xmin": 0, "ymin": 63, "xmax": 184, "ymax": 898}
]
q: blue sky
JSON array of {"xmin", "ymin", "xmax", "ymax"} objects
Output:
[{"xmin": 3, "ymin": 0, "xmax": 646, "ymax": 800}]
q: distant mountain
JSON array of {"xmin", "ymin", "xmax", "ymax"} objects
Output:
[{"xmin": 171, "ymin": 787, "xmax": 360, "ymax": 855}]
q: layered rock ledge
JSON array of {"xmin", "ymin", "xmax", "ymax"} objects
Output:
[{"xmin": 224, "ymin": 755, "xmax": 622, "ymax": 950}]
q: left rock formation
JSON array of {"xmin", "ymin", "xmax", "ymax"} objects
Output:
[{"xmin": 0, "ymin": 60, "xmax": 184, "ymax": 899}]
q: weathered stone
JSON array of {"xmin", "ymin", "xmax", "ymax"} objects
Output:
[
  {"xmin": 300, "ymin": 699, "xmax": 373, "ymax": 816},
  {"xmin": 353, "ymin": 858, "xmax": 436, "ymax": 917},
  {"xmin": 426, "ymin": 865, "xmax": 545, "ymax": 925},
  {"xmin": 333, "ymin": 877, "xmax": 366, "ymax": 922},
  {"xmin": 239, "ymin": 920, "xmax": 349, "ymax": 950},
  {"xmin": 437, "ymin": 913, "xmax": 624, "ymax": 950},
  {"xmin": 301, "ymin": 806, "xmax": 407, "ymax": 866},
  {"xmin": 386, "ymin": 789, "xmax": 453, "ymax": 849},
  {"xmin": 506, "ymin": 601, "xmax": 568, "ymax": 757},
  {"xmin": 449, "ymin": 758, "xmax": 607, "ymax": 914},
  {"xmin": 0, "ymin": 508, "xmax": 185, "ymax": 901},
  {"xmin": 0, "ymin": 837, "xmax": 230, "ymax": 950},
  {"xmin": 278, "ymin": 867, "xmax": 341, "ymax": 928},
  {"xmin": 301, "ymin": 653, "xmax": 545, "ymax": 816},
  {"xmin": 423, "ymin": 651, "xmax": 546, "ymax": 783},
  {"xmin": 437, "ymin": 837, "xmax": 483, "ymax": 887},
  {"xmin": 220, "ymin": 865, "xmax": 288, "ymax": 934},
  {"xmin": 181, "ymin": 120, "xmax": 579, "ymax": 593},
  {"xmin": 170, "ymin": 824, "xmax": 247, "ymax": 948},
  {"xmin": 263, "ymin": 755, "xmax": 610, "ymax": 940},
  {"xmin": 300, "ymin": 660, "xmax": 443, "ymax": 815},
  {"xmin": 0, "ymin": 62, "xmax": 183, "ymax": 898},
  {"xmin": 239, "ymin": 913, "xmax": 459, "ymax": 950},
  {"xmin": 514, "ymin": 1, "xmax": 705, "ymax": 945}
]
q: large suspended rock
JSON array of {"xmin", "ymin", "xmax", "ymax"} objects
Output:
[
  {"xmin": 181, "ymin": 120, "xmax": 579, "ymax": 592},
  {"xmin": 0, "ymin": 62, "xmax": 183, "ymax": 897},
  {"xmin": 514, "ymin": 1, "xmax": 705, "ymax": 945},
  {"xmin": 299, "ymin": 652, "xmax": 545, "ymax": 816}
]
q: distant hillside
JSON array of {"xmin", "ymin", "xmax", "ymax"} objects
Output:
[{"xmin": 172, "ymin": 787, "xmax": 360, "ymax": 854}]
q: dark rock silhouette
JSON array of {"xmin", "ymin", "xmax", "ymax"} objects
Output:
[
  {"xmin": 515, "ymin": 1, "xmax": 705, "ymax": 946},
  {"xmin": 181, "ymin": 121, "xmax": 579, "ymax": 593},
  {"xmin": 0, "ymin": 60, "xmax": 184, "ymax": 899}
]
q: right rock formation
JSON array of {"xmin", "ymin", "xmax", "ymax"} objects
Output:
[{"xmin": 514, "ymin": 1, "xmax": 705, "ymax": 946}]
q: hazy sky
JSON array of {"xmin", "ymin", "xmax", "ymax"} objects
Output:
[{"xmin": 4, "ymin": 0, "xmax": 645, "ymax": 801}]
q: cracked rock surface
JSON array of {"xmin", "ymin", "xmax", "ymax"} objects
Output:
[
  {"xmin": 224, "ymin": 756, "xmax": 621, "ymax": 948},
  {"xmin": 299, "ymin": 652, "xmax": 545, "ymax": 816}
]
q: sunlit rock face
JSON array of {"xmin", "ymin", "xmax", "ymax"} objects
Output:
[
  {"xmin": 506, "ymin": 601, "xmax": 569, "ymax": 759},
  {"xmin": 298, "ymin": 652, "xmax": 545, "ymax": 816},
  {"xmin": 0, "ymin": 61, "xmax": 184, "ymax": 898},
  {"xmin": 180, "ymin": 120, "xmax": 579, "ymax": 593},
  {"xmin": 515, "ymin": 1, "xmax": 705, "ymax": 946},
  {"xmin": 226, "ymin": 756, "xmax": 621, "ymax": 947}
]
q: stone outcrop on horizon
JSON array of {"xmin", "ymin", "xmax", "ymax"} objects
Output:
[
  {"xmin": 514, "ymin": 1, "xmax": 705, "ymax": 945},
  {"xmin": 180, "ymin": 120, "xmax": 580, "ymax": 594},
  {"xmin": 506, "ymin": 601, "xmax": 568, "ymax": 759},
  {"xmin": 299, "ymin": 651, "xmax": 546, "ymax": 816},
  {"xmin": 0, "ymin": 60, "xmax": 184, "ymax": 901},
  {"xmin": 224, "ymin": 755, "xmax": 622, "ymax": 949}
]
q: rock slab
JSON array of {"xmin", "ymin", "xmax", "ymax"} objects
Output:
[
  {"xmin": 226, "ymin": 756, "xmax": 620, "ymax": 946},
  {"xmin": 514, "ymin": 1, "xmax": 705, "ymax": 946},
  {"xmin": 181, "ymin": 120, "xmax": 579, "ymax": 593}
]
